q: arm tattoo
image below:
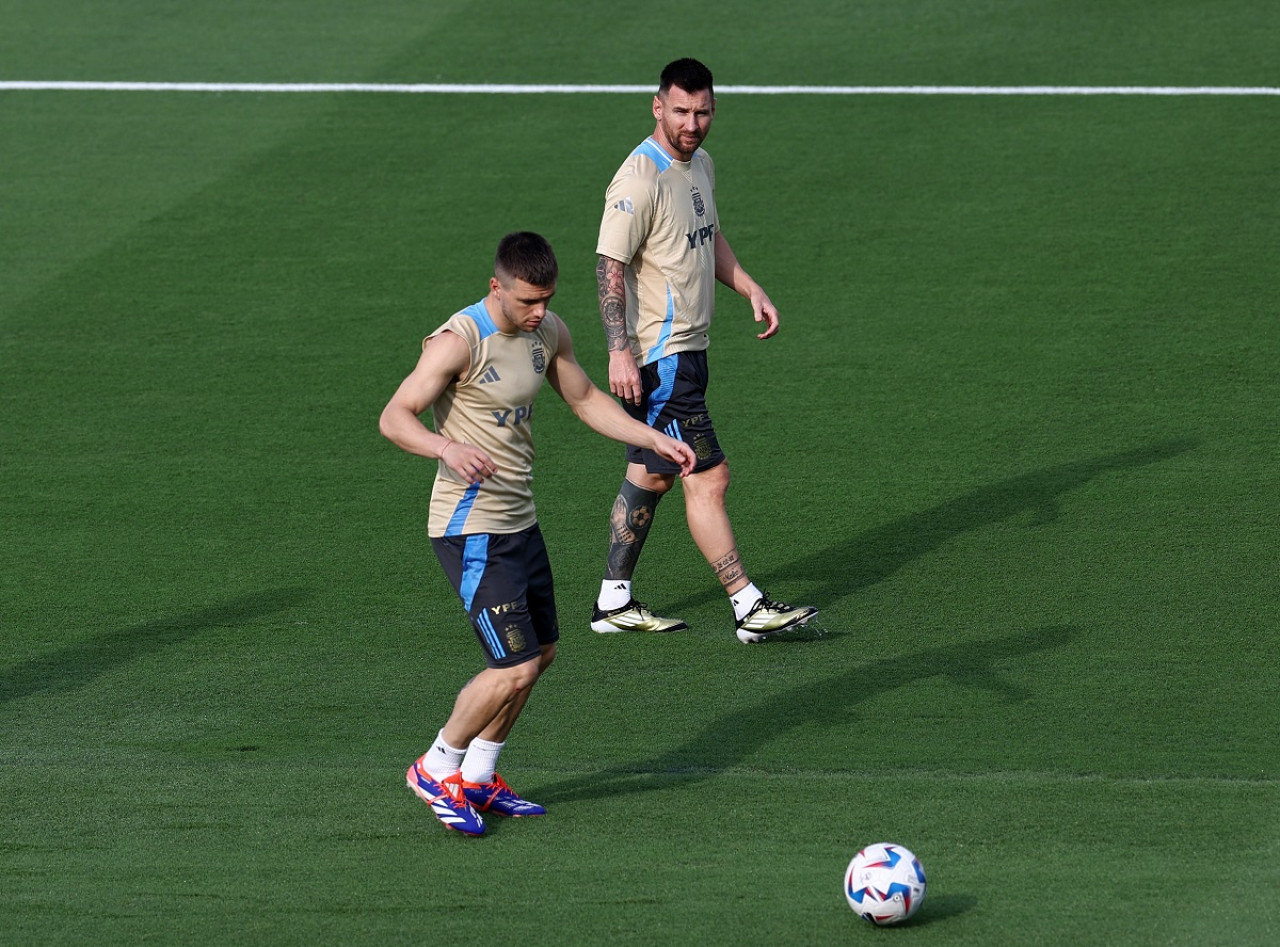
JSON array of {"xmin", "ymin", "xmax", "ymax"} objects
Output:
[{"xmin": 596, "ymin": 255, "xmax": 630, "ymax": 353}]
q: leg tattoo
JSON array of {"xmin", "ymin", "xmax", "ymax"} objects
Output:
[
  {"xmin": 711, "ymin": 548, "xmax": 745, "ymax": 590},
  {"xmin": 604, "ymin": 480, "xmax": 662, "ymax": 581}
]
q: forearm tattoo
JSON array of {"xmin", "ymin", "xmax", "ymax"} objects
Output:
[
  {"xmin": 605, "ymin": 480, "xmax": 661, "ymax": 580},
  {"xmin": 596, "ymin": 255, "xmax": 630, "ymax": 353},
  {"xmin": 712, "ymin": 549, "xmax": 745, "ymax": 590}
]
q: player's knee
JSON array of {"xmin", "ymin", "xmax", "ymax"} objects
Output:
[
  {"xmin": 688, "ymin": 460, "xmax": 730, "ymax": 503},
  {"xmin": 502, "ymin": 657, "xmax": 542, "ymax": 692},
  {"xmin": 538, "ymin": 643, "xmax": 557, "ymax": 673},
  {"xmin": 627, "ymin": 465, "xmax": 675, "ymax": 496}
]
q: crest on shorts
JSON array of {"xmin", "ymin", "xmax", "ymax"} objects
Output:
[
  {"xmin": 690, "ymin": 186, "xmax": 706, "ymax": 217},
  {"xmin": 504, "ymin": 624, "xmax": 527, "ymax": 654},
  {"xmin": 530, "ymin": 342, "xmax": 546, "ymax": 374}
]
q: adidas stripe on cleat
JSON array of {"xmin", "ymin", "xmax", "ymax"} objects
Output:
[
  {"xmin": 406, "ymin": 759, "xmax": 485, "ymax": 836},
  {"xmin": 590, "ymin": 598, "xmax": 687, "ymax": 633},
  {"xmin": 463, "ymin": 772, "xmax": 546, "ymax": 817},
  {"xmin": 735, "ymin": 595, "xmax": 818, "ymax": 644}
]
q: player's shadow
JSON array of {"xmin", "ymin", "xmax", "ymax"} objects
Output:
[
  {"xmin": 535, "ymin": 623, "xmax": 1078, "ymax": 803},
  {"xmin": 666, "ymin": 437, "xmax": 1199, "ymax": 616},
  {"xmin": 540, "ymin": 439, "xmax": 1194, "ymax": 801},
  {"xmin": 0, "ymin": 587, "xmax": 311, "ymax": 705}
]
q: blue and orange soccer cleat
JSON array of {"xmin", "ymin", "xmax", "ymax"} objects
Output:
[
  {"xmin": 406, "ymin": 759, "xmax": 485, "ymax": 836},
  {"xmin": 462, "ymin": 772, "xmax": 546, "ymax": 817}
]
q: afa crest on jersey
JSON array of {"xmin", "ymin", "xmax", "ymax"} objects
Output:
[{"xmin": 690, "ymin": 185, "xmax": 706, "ymax": 217}]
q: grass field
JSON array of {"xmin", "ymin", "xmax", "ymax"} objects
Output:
[{"xmin": 3, "ymin": 2, "xmax": 1278, "ymax": 944}]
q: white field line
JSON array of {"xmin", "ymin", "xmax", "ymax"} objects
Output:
[
  {"xmin": 524, "ymin": 763, "xmax": 1277, "ymax": 786},
  {"xmin": 2, "ymin": 81, "xmax": 1279, "ymax": 96}
]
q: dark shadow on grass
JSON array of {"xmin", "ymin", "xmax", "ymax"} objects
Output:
[
  {"xmin": 536, "ymin": 624, "xmax": 1077, "ymax": 803},
  {"xmin": 0, "ymin": 588, "xmax": 311, "ymax": 704},
  {"xmin": 904, "ymin": 893, "xmax": 980, "ymax": 926},
  {"xmin": 664, "ymin": 437, "xmax": 1199, "ymax": 615}
]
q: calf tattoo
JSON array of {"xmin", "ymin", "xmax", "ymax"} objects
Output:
[{"xmin": 605, "ymin": 480, "xmax": 662, "ymax": 580}]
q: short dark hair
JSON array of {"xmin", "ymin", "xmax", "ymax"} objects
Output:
[
  {"xmin": 494, "ymin": 231, "xmax": 558, "ymax": 288},
  {"xmin": 659, "ymin": 58, "xmax": 713, "ymax": 97}
]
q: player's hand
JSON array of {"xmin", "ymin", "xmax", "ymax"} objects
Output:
[
  {"xmin": 752, "ymin": 289, "xmax": 780, "ymax": 340},
  {"xmin": 655, "ymin": 436, "xmax": 697, "ymax": 477},
  {"xmin": 608, "ymin": 350, "xmax": 643, "ymax": 406},
  {"xmin": 441, "ymin": 440, "xmax": 498, "ymax": 485}
]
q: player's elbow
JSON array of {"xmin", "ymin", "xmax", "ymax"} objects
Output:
[{"xmin": 378, "ymin": 403, "xmax": 403, "ymax": 443}]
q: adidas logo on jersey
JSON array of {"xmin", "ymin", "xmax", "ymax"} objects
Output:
[
  {"xmin": 613, "ymin": 197, "xmax": 635, "ymax": 215},
  {"xmin": 478, "ymin": 366, "xmax": 501, "ymax": 384}
]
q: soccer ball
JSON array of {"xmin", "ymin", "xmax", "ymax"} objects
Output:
[{"xmin": 843, "ymin": 842, "xmax": 927, "ymax": 925}]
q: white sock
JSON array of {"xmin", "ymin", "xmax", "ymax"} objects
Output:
[
  {"xmin": 460, "ymin": 737, "xmax": 505, "ymax": 785},
  {"xmin": 421, "ymin": 729, "xmax": 467, "ymax": 780},
  {"xmin": 598, "ymin": 579, "xmax": 632, "ymax": 610},
  {"xmin": 731, "ymin": 583, "xmax": 763, "ymax": 621}
]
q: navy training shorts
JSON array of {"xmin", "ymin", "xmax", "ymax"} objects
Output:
[
  {"xmin": 624, "ymin": 349, "xmax": 725, "ymax": 475},
  {"xmin": 430, "ymin": 523, "xmax": 559, "ymax": 668}
]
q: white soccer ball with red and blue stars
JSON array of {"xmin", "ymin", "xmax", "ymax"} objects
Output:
[{"xmin": 843, "ymin": 842, "xmax": 927, "ymax": 925}]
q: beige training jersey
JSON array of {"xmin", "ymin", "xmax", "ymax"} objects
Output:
[
  {"xmin": 425, "ymin": 300, "xmax": 562, "ymax": 538},
  {"xmin": 596, "ymin": 137, "xmax": 718, "ymax": 366}
]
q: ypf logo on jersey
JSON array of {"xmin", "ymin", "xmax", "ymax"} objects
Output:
[
  {"xmin": 530, "ymin": 342, "xmax": 546, "ymax": 374},
  {"xmin": 690, "ymin": 185, "xmax": 706, "ymax": 217}
]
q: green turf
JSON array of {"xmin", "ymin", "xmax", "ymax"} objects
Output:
[{"xmin": 3, "ymin": 2, "xmax": 1279, "ymax": 945}]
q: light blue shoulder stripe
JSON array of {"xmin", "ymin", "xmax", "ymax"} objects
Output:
[
  {"xmin": 460, "ymin": 300, "xmax": 499, "ymax": 340},
  {"xmin": 631, "ymin": 137, "xmax": 674, "ymax": 172}
]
